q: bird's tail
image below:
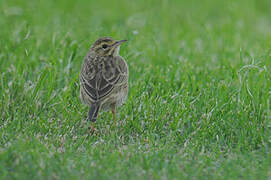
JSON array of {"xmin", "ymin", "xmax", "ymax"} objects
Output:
[{"xmin": 88, "ymin": 103, "xmax": 101, "ymax": 122}]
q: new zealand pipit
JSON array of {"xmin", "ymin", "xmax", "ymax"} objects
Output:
[{"xmin": 80, "ymin": 37, "xmax": 128, "ymax": 134}]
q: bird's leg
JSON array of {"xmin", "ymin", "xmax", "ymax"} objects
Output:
[
  {"xmin": 112, "ymin": 103, "xmax": 117, "ymax": 125},
  {"xmin": 90, "ymin": 123, "xmax": 95, "ymax": 135}
]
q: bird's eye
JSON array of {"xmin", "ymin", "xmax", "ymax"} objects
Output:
[{"xmin": 102, "ymin": 44, "xmax": 108, "ymax": 49}]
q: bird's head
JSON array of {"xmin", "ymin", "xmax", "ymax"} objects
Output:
[{"xmin": 90, "ymin": 37, "xmax": 127, "ymax": 57}]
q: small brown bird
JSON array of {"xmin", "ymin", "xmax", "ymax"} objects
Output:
[{"xmin": 79, "ymin": 37, "xmax": 128, "ymax": 134}]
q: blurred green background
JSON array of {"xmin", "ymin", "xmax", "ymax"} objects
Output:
[{"xmin": 1, "ymin": 0, "xmax": 271, "ymax": 179}]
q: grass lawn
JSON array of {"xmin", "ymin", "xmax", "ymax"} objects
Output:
[{"xmin": 1, "ymin": 0, "xmax": 271, "ymax": 179}]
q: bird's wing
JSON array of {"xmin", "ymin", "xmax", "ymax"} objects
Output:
[
  {"xmin": 114, "ymin": 56, "xmax": 128, "ymax": 86},
  {"xmin": 80, "ymin": 56, "xmax": 128, "ymax": 102},
  {"xmin": 101, "ymin": 56, "xmax": 128, "ymax": 86}
]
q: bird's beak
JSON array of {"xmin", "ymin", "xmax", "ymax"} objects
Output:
[
  {"xmin": 110, "ymin": 40, "xmax": 127, "ymax": 56},
  {"xmin": 114, "ymin": 40, "xmax": 127, "ymax": 46}
]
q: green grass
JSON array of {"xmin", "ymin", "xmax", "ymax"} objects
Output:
[{"xmin": 1, "ymin": 0, "xmax": 271, "ymax": 179}]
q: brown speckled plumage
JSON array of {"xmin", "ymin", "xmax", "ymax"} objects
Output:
[{"xmin": 79, "ymin": 37, "xmax": 128, "ymax": 133}]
